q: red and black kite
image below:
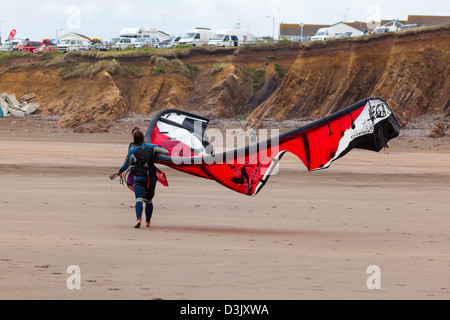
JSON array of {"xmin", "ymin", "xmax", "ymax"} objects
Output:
[{"xmin": 145, "ymin": 97, "xmax": 400, "ymax": 196}]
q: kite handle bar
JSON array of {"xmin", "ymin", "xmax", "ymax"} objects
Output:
[{"xmin": 109, "ymin": 172, "xmax": 118, "ymax": 180}]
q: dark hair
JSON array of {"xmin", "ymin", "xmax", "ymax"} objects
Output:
[
  {"xmin": 133, "ymin": 129, "xmax": 144, "ymax": 145},
  {"xmin": 131, "ymin": 126, "xmax": 141, "ymax": 134}
]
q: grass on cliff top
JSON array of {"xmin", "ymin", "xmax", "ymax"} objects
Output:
[
  {"xmin": 53, "ymin": 45, "xmax": 236, "ymax": 61},
  {"xmin": 56, "ymin": 54, "xmax": 200, "ymax": 80},
  {"xmin": 58, "ymin": 58, "xmax": 146, "ymax": 79},
  {"xmin": 0, "ymin": 51, "xmax": 27, "ymax": 61}
]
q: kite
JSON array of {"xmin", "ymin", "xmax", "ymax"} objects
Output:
[{"xmin": 144, "ymin": 97, "xmax": 400, "ymax": 196}]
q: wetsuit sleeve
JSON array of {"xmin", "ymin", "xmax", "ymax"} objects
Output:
[
  {"xmin": 119, "ymin": 147, "xmax": 136, "ymax": 173},
  {"xmin": 154, "ymin": 146, "xmax": 169, "ymax": 156}
]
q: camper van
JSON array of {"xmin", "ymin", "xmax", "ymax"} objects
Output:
[
  {"xmin": 311, "ymin": 27, "xmax": 335, "ymax": 41},
  {"xmin": 178, "ymin": 27, "xmax": 215, "ymax": 46},
  {"xmin": 208, "ymin": 29, "xmax": 253, "ymax": 47},
  {"xmin": 57, "ymin": 38, "xmax": 90, "ymax": 52}
]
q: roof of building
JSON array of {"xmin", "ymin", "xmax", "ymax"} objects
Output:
[
  {"xmin": 57, "ymin": 32, "xmax": 91, "ymax": 41},
  {"xmin": 341, "ymin": 21, "xmax": 371, "ymax": 32},
  {"xmin": 407, "ymin": 15, "xmax": 450, "ymax": 26},
  {"xmin": 280, "ymin": 23, "xmax": 330, "ymax": 37}
]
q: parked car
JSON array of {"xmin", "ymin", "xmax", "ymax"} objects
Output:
[
  {"xmin": 289, "ymin": 36, "xmax": 308, "ymax": 42},
  {"xmin": 373, "ymin": 20, "xmax": 409, "ymax": 34},
  {"xmin": 1, "ymin": 38, "xmax": 24, "ymax": 52},
  {"xmin": 245, "ymin": 36, "xmax": 265, "ymax": 44},
  {"xmin": 133, "ymin": 37, "xmax": 150, "ymax": 49},
  {"xmin": 157, "ymin": 36, "xmax": 175, "ymax": 48},
  {"xmin": 373, "ymin": 27, "xmax": 390, "ymax": 34},
  {"xmin": 166, "ymin": 35, "xmax": 182, "ymax": 48},
  {"xmin": 111, "ymin": 37, "xmax": 135, "ymax": 50},
  {"xmin": 87, "ymin": 38, "xmax": 103, "ymax": 51},
  {"xmin": 12, "ymin": 41, "xmax": 45, "ymax": 52},
  {"xmin": 335, "ymin": 32, "xmax": 352, "ymax": 38},
  {"xmin": 157, "ymin": 35, "xmax": 182, "ymax": 48},
  {"xmin": 100, "ymin": 38, "xmax": 120, "ymax": 51},
  {"xmin": 149, "ymin": 37, "xmax": 161, "ymax": 47},
  {"xmin": 35, "ymin": 45, "xmax": 59, "ymax": 52},
  {"xmin": 134, "ymin": 37, "xmax": 160, "ymax": 49},
  {"xmin": 98, "ymin": 41, "xmax": 111, "ymax": 51},
  {"xmin": 0, "ymin": 43, "xmax": 15, "ymax": 52}
]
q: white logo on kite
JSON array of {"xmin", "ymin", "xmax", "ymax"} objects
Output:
[{"xmin": 369, "ymin": 101, "xmax": 389, "ymax": 120}]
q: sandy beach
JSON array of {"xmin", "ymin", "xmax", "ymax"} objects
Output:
[{"xmin": 0, "ymin": 117, "xmax": 449, "ymax": 300}]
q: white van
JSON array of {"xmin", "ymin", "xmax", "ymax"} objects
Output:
[
  {"xmin": 311, "ymin": 27, "xmax": 335, "ymax": 41},
  {"xmin": 208, "ymin": 29, "xmax": 253, "ymax": 47},
  {"xmin": 178, "ymin": 27, "xmax": 215, "ymax": 46},
  {"xmin": 58, "ymin": 39, "xmax": 91, "ymax": 52}
]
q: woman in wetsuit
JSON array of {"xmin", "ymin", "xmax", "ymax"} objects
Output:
[{"xmin": 116, "ymin": 130, "xmax": 169, "ymax": 228}]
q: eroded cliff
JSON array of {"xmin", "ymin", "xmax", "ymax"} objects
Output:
[{"xmin": 0, "ymin": 25, "xmax": 448, "ymax": 128}]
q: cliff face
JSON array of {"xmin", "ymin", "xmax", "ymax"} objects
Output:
[
  {"xmin": 246, "ymin": 25, "xmax": 450, "ymax": 127},
  {"xmin": 0, "ymin": 25, "xmax": 448, "ymax": 128}
]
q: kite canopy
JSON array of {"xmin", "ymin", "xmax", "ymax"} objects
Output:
[{"xmin": 145, "ymin": 97, "xmax": 400, "ymax": 196}]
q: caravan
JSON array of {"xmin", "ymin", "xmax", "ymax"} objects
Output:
[
  {"xmin": 208, "ymin": 29, "xmax": 253, "ymax": 47},
  {"xmin": 178, "ymin": 27, "xmax": 215, "ymax": 46}
]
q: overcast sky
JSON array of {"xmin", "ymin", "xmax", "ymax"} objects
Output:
[{"xmin": 0, "ymin": 0, "xmax": 448, "ymax": 41}]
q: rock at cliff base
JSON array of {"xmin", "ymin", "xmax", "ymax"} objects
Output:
[
  {"xmin": 5, "ymin": 94, "xmax": 22, "ymax": 110},
  {"xmin": 21, "ymin": 102, "xmax": 40, "ymax": 115},
  {"xmin": 7, "ymin": 107, "xmax": 25, "ymax": 118},
  {"xmin": 428, "ymin": 122, "xmax": 446, "ymax": 138},
  {"xmin": 19, "ymin": 93, "xmax": 37, "ymax": 103}
]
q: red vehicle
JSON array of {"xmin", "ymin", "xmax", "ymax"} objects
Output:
[
  {"xmin": 35, "ymin": 45, "xmax": 58, "ymax": 52},
  {"xmin": 12, "ymin": 40, "xmax": 45, "ymax": 53}
]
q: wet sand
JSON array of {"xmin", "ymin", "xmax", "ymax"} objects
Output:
[{"xmin": 0, "ymin": 126, "xmax": 449, "ymax": 300}]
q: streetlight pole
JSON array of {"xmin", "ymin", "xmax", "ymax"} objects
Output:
[
  {"xmin": 56, "ymin": 28, "xmax": 63, "ymax": 39},
  {"xmin": 266, "ymin": 16, "xmax": 275, "ymax": 40}
]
